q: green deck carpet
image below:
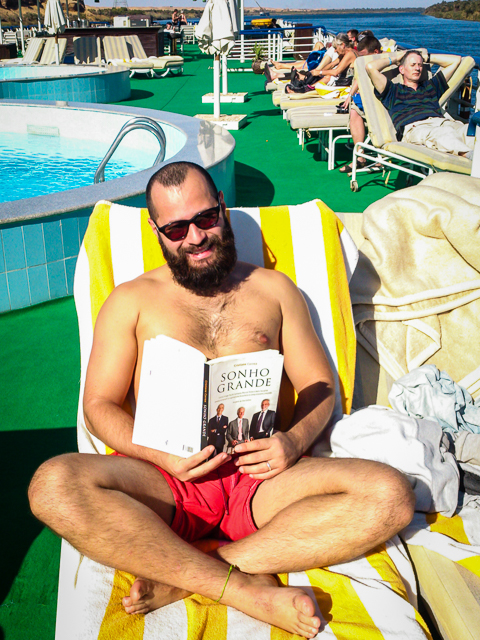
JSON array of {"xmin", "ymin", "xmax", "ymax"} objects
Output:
[{"xmin": 118, "ymin": 45, "xmax": 415, "ymax": 211}]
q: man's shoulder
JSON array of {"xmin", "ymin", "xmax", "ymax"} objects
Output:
[
  {"xmin": 105, "ymin": 265, "xmax": 170, "ymax": 303},
  {"xmin": 241, "ymin": 262, "xmax": 296, "ymax": 290}
]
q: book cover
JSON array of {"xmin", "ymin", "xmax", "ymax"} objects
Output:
[{"xmin": 132, "ymin": 335, "xmax": 284, "ymax": 458}]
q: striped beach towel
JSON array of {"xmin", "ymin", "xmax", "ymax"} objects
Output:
[{"xmin": 57, "ymin": 199, "xmax": 430, "ymax": 639}]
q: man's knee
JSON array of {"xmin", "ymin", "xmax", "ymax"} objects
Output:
[
  {"xmin": 371, "ymin": 463, "xmax": 415, "ymax": 532},
  {"xmin": 29, "ymin": 453, "xmax": 83, "ymax": 524}
]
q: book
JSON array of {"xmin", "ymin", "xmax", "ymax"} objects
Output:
[{"xmin": 132, "ymin": 335, "xmax": 284, "ymax": 458}]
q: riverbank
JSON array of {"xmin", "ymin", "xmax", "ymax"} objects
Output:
[{"xmin": 426, "ymin": 0, "xmax": 480, "ymax": 22}]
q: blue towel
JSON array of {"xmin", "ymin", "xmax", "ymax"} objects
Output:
[
  {"xmin": 306, "ymin": 50, "xmax": 326, "ymax": 71},
  {"xmin": 388, "ymin": 364, "xmax": 480, "ymax": 436}
]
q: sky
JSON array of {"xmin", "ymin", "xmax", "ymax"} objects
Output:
[{"xmin": 89, "ymin": 1, "xmax": 438, "ymax": 10}]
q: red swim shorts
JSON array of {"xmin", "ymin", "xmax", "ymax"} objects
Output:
[{"xmin": 111, "ymin": 453, "xmax": 263, "ymax": 543}]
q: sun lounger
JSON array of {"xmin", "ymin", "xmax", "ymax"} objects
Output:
[
  {"xmin": 39, "ymin": 37, "xmax": 67, "ymax": 65},
  {"xmin": 351, "ymin": 53, "xmax": 475, "ymax": 192},
  {"xmin": 286, "ymin": 105, "xmax": 352, "ymax": 163},
  {"xmin": 0, "ymin": 36, "xmax": 45, "ymax": 64},
  {"xmin": 124, "ymin": 34, "xmax": 184, "ymax": 77},
  {"xmin": 73, "ymin": 36, "xmax": 102, "ymax": 65},
  {"xmin": 103, "ymin": 35, "xmax": 155, "ymax": 77},
  {"xmin": 278, "ymin": 90, "xmax": 346, "ymax": 114},
  {"xmin": 283, "ymin": 64, "xmax": 406, "ymax": 166},
  {"xmin": 54, "ymin": 197, "xmax": 438, "ymax": 640}
]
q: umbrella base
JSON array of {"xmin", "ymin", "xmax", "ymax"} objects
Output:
[
  {"xmin": 202, "ymin": 92, "xmax": 248, "ymax": 103},
  {"xmin": 194, "ymin": 114, "xmax": 247, "ymax": 130}
]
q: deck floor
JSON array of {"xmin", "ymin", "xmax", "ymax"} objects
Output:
[{"xmin": 0, "ymin": 44, "xmax": 414, "ymax": 640}]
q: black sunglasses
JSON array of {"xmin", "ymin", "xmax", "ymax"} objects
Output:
[{"xmin": 151, "ymin": 197, "xmax": 222, "ymax": 242}]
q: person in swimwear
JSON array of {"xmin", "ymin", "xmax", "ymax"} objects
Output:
[{"xmin": 28, "ymin": 161, "xmax": 414, "ymax": 638}]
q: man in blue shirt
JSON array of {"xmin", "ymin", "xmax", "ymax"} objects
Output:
[{"xmin": 366, "ymin": 50, "xmax": 473, "ymax": 158}]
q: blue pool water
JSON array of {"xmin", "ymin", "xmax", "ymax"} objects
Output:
[{"xmin": 0, "ymin": 132, "xmax": 158, "ymax": 203}]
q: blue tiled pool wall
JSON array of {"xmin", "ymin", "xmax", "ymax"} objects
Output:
[
  {"xmin": 0, "ymin": 213, "xmax": 90, "ymax": 313},
  {"xmin": 0, "ymin": 70, "xmax": 131, "ymax": 103},
  {"xmin": 0, "ymin": 131, "xmax": 235, "ymax": 314}
]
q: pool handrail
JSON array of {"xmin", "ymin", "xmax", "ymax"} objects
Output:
[{"xmin": 94, "ymin": 116, "xmax": 167, "ymax": 184}]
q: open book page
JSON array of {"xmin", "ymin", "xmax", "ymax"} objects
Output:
[
  {"xmin": 206, "ymin": 351, "xmax": 284, "ymax": 452},
  {"xmin": 132, "ymin": 335, "xmax": 206, "ymax": 457}
]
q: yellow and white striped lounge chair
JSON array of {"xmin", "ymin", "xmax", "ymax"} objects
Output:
[
  {"xmin": 351, "ymin": 53, "xmax": 475, "ymax": 192},
  {"xmin": 125, "ymin": 34, "xmax": 184, "ymax": 77},
  {"xmin": 55, "ymin": 198, "xmax": 433, "ymax": 640},
  {"xmin": 1, "ymin": 36, "xmax": 46, "ymax": 64},
  {"xmin": 103, "ymin": 35, "xmax": 155, "ymax": 78},
  {"xmin": 39, "ymin": 37, "xmax": 67, "ymax": 65},
  {"xmin": 73, "ymin": 36, "xmax": 103, "ymax": 65}
]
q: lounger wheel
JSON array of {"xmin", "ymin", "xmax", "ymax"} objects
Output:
[
  {"xmin": 405, "ymin": 174, "xmax": 414, "ymax": 187},
  {"xmin": 350, "ymin": 180, "xmax": 359, "ymax": 192}
]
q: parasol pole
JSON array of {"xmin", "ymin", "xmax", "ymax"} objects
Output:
[
  {"xmin": 213, "ymin": 53, "xmax": 221, "ymax": 119},
  {"xmin": 54, "ymin": 33, "xmax": 60, "ymax": 64},
  {"xmin": 18, "ymin": 0, "xmax": 25, "ymax": 55},
  {"xmin": 36, "ymin": 0, "xmax": 42, "ymax": 31},
  {"xmin": 0, "ymin": 14, "xmax": 3, "ymax": 45},
  {"xmin": 65, "ymin": 0, "xmax": 70, "ymax": 27},
  {"xmin": 77, "ymin": 0, "xmax": 80, "ymax": 23},
  {"xmin": 222, "ymin": 53, "xmax": 228, "ymax": 95}
]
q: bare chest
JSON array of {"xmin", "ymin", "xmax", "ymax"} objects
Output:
[{"xmin": 135, "ymin": 288, "xmax": 282, "ymax": 388}]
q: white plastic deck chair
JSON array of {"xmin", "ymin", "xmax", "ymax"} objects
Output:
[
  {"xmin": 124, "ymin": 34, "xmax": 184, "ymax": 77},
  {"xmin": 55, "ymin": 198, "xmax": 431, "ymax": 640},
  {"xmin": 39, "ymin": 37, "xmax": 67, "ymax": 65},
  {"xmin": 73, "ymin": 36, "xmax": 102, "ymax": 65},
  {"xmin": 103, "ymin": 35, "xmax": 154, "ymax": 77},
  {"xmin": 351, "ymin": 53, "xmax": 475, "ymax": 192},
  {"xmin": 277, "ymin": 87, "xmax": 346, "ymax": 113},
  {"xmin": 1, "ymin": 36, "xmax": 45, "ymax": 64}
]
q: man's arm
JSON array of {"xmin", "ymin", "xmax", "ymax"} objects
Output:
[
  {"xmin": 430, "ymin": 53, "xmax": 462, "ymax": 82},
  {"xmin": 234, "ymin": 272, "xmax": 335, "ymax": 479},
  {"xmin": 365, "ymin": 51, "xmax": 401, "ymax": 94},
  {"xmin": 83, "ymin": 283, "xmax": 230, "ymax": 482},
  {"xmin": 320, "ymin": 50, "xmax": 356, "ymax": 78},
  {"xmin": 226, "ymin": 421, "xmax": 235, "ymax": 445}
]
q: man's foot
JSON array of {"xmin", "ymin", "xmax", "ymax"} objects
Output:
[
  {"xmin": 231, "ymin": 573, "xmax": 321, "ymax": 639},
  {"xmin": 339, "ymin": 158, "xmax": 367, "ymax": 174},
  {"xmin": 122, "ymin": 578, "xmax": 191, "ymax": 615}
]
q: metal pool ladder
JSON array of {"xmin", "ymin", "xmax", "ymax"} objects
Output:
[{"xmin": 94, "ymin": 117, "xmax": 167, "ymax": 184}]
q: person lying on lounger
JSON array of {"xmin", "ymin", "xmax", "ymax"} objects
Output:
[
  {"xmin": 367, "ymin": 49, "xmax": 473, "ymax": 158},
  {"xmin": 339, "ymin": 35, "xmax": 383, "ymax": 174},
  {"xmin": 28, "ymin": 161, "xmax": 414, "ymax": 639},
  {"xmin": 266, "ymin": 40, "xmax": 327, "ymax": 79},
  {"xmin": 285, "ymin": 33, "xmax": 357, "ymax": 94}
]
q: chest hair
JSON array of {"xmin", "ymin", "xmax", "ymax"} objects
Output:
[{"xmin": 179, "ymin": 294, "xmax": 237, "ymax": 356}]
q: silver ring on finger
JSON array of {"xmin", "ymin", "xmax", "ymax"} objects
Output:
[{"xmin": 266, "ymin": 460, "xmax": 272, "ymax": 472}]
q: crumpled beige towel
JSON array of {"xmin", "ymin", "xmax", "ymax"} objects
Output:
[{"xmin": 351, "ymin": 172, "xmax": 480, "ymax": 397}]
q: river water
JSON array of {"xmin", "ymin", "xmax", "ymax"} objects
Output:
[{"xmin": 263, "ymin": 12, "xmax": 480, "ymax": 60}]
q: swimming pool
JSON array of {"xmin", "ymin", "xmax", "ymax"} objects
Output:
[
  {"xmin": 0, "ymin": 64, "xmax": 130, "ymax": 102},
  {"xmin": 0, "ymin": 100, "xmax": 236, "ymax": 313},
  {"xmin": 0, "ymin": 131, "xmax": 159, "ymax": 203}
]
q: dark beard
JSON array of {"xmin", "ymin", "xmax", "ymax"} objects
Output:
[{"xmin": 158, "ymin": 216, "xmax": 237, "ymax": 296}]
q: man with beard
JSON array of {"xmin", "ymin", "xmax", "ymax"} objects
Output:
[{"xmin": 28, "ymin": 162, "xmax": 415, "ymax": 639}]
